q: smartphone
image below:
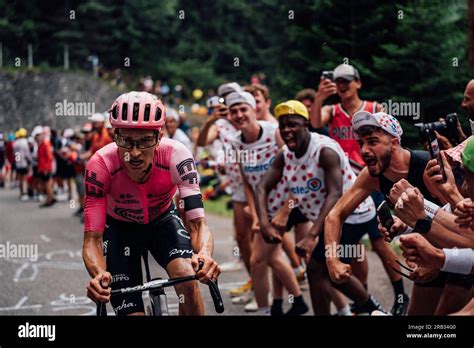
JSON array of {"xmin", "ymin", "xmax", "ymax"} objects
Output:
[
  {"xmin": 377, "ymin": 200, "xmax": 395, "ymax": 236},
  {"xmin": 321, "ymin": 70, "xmax": 334, "ymax": 81},
  {"xmin": 207, "ymin": 96, "xmax": 220, "ymax": 108},
  {"xmin": 424, "ymin": 128, "xmax": 447, "ymax": 183}
]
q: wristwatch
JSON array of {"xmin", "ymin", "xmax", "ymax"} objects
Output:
[{"xmin": 414, "ymin": 217, "xmax": 432, "ymax": 234}]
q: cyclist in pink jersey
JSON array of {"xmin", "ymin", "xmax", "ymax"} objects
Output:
[{"xmin": 82, "ymin": 91, "xmax": 220, "ymax": 316}]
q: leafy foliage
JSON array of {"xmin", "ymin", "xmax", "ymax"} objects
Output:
[{"xmin": 0, "ymin": 0, "xmax": 471, "ymax": 144}]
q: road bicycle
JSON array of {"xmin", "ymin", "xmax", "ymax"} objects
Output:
[{"xmin": 96, "ymin": 251, "xmax": 224, "ymax": 316}]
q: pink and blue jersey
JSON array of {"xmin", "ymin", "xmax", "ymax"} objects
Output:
[{"xmin": 84, "ymin": 138, "xmax": 204, "ymax": 233}]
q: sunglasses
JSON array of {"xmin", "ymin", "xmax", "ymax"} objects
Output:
[
  {"xmin": 391, "ymin": 260, "xmax": 414, "ymax": 280},
  {"xmin": 115, "ymin": 133, "xmax": 158, "ymax": 149}
]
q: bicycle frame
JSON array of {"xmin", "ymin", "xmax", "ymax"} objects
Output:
[
  {"xmin": 96, "ymin": 251, "xmax": 224, "ymax": 316},
  {"xmin": 142, "ymin": 250, "xmax": 169, "ymax": 316}
]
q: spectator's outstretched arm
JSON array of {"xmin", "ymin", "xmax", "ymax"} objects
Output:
[
  {"xmin": 400, "ymin": 233, "xmax": 474, "ymax": 275},
  {"xmin": 393, "ymin": 187, "xmax": 474, "ymax": 249},
  {"xmin": 197, "ymin": 111, "xmax": 220, "ymax": 147},
  {"xmin": 423, "ymin": 151, "xmax": 463, "ymax": 206}
]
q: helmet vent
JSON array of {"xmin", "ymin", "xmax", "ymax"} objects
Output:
[
  {"xmin": 144, "ymin": 104, "xmax": 151, "ymax": 122},
  {"xmin": 155, "ymin": 107, "xmax": 162, "ymax": 121},
  {"xmin": 122, "ymin": 103, "xmax": 128, "ymax": 121},
  {"xmin": 111, "ymin": 105, "xmax": 118, "ymax": 120},
  {"xmin": 132, "ymin": 103, "xmax": 139, "ymax": 122}
]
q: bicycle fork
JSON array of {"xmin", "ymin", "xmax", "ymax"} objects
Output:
[{"xmin": 142, "ymin": 250, "xmax": 169, "ymax": 316}]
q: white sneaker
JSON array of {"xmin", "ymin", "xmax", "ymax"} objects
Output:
[
  {"xmin": 232, "ymin": 292, "xmax": 254, "ymax": 305},
  {"xmin": 38, "ymin": 194, "xmax": 45, "ymax": 202},
  {"xmin": 371, "ymin": 310, "xmax": 391, "ymax": 316},
  {"xmin": 220, "ymin": 260, "xmax": 243, "ymax": 272},
  {"xmin": 56, "ymin": 192, "xmax": 68, "ymax": 202},
  {"xmin": 244, "ymin": 298, "xmax": 258, "ymax": 312},
  {"xmin": 256, "ymin": 306, "xmax": 271, "ymax": 316},
  {"xmin": 20, "ymin": 194, "xmax": 29, "ymax": 201}
]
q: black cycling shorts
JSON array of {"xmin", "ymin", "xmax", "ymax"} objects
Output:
[
  {"xmin": 285, "ymin": 207, "xmax": 309, "ymax": 232},
  {"xmin": 103, "ymin": 203, "xmax": 194, "ymax": 316}
]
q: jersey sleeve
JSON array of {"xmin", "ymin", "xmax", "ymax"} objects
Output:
[
  {"xmin": 170, "ymin": 142, "xmax": 205, "ymax": 220},
  {"xmin": 84, "ymin": 153, "xmax": 111, "ymax": 233}
]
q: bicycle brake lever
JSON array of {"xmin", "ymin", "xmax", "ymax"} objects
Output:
[{"xmin": 207, "ymin": 279, "xmax": 224, "ymax": 313}]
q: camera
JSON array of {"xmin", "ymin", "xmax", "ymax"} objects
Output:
[{"xmin": 415, "ymin": 113, "xmax": 460, "ymax": 146}]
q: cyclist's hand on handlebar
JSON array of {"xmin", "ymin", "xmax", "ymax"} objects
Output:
[
  {"xmin": 192, "ymin": 252, "xmax": 221, "ymax": 283},
  {"xmin": 87, "ymin": 271, "xmax": 112, "ymax": 303}
]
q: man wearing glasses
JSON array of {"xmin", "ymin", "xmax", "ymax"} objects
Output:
[{"xmin": 82, "ymin": 91, "xmax": 220, "ymax": 316}]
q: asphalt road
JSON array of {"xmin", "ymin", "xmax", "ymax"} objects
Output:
[{"xmin": 0, "ymin": 185, "xmax": 411, "ymax": 315}]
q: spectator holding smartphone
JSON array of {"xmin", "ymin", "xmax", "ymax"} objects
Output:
[
  {"xmin": 383, "ymin": 137, "xmax": 474, "ymax": 314},
  {"xmin": 311, "ymin": 65, "xmax": 408, "ymax": 314},
  {"xmin": 309, "ymin": 64, "xmax": 383, "ymax": 174}
]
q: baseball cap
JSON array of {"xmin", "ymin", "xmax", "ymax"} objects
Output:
[
  {"xmin": 32, "ymin": 126, "xmax": 43, "ymax": 137},
  {"xmin": 89, "ymin": 113, "xmax": 106, "ymax": 122},
  {"xmin": 74, "ymin": 131, "xmax": 85, "ymax": 140},
  {"xmin": 274, "ymin": 100, "xmax": 309, "ymax": 120},
  {"xmin": 17, "ymin": 128, "xmax": 27, "ymax": 138},
  {"xmin": 333, "ymin": 64, "xmax": 360, "ymax": 81},
  {"xmin": 63, "ymin": 128, "xmax": 75, "ymax": 138},
  {"xmin": 166, "ymin": 107, "xmax": 180, "ymax": 122},
  {"xmin": 81, "ymin": 122, "xmax": 93, "ymax": 133},
  {"xmin": 104, "ymin": 118, "xmax": 113, "ymax": 129},
  {"xmin": 352, "ymin": 111, "xmax": 403, "ymax": 139},
  {"xmin": 225, "ymin": 91, "xmax": 256, "ymax": 109},
  {"xmin": 217, "ymin": 82, "xmax": 242, "ymax": 98},
  {"xmin": 461, "ymin": 137, "xmax": 474, "ymax": 173}
]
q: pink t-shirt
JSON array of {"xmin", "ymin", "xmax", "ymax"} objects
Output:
[{"xmin": 84, "ymin": 138, "xmax": 204, "ymax": 233}]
